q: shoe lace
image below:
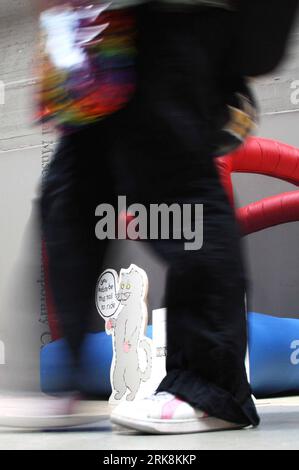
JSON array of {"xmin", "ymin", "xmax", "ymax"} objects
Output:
[{"xmin": 146, "ymin": 392, "xmax": 174, "ymax": 402}]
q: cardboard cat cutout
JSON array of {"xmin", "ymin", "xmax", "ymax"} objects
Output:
[{"xmin": 96, "ymin": 264, "xmax": 153, "ymax": 403}]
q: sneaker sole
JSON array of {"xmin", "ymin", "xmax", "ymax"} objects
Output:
[
  {"xmin": 111, "ymin": 413, "xmax": 247, "ymax": 435},
  {"xmin": 0, "ymin": 413, "xmax": 108, "ymax": 429}
]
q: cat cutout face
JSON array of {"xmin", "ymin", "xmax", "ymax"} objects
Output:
[{"xmin": 116, "ymin": 269, "xmax": 145, "ymax": 306}]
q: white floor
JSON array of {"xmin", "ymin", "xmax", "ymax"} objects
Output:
[{"xmin": 0, "ymin": 397, "xmax": 299, "ymax": 450}]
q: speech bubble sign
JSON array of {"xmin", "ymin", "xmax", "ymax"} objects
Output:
[{"xmin": 95, "ymin": 269, "xmax": 121, "ymax": 319}]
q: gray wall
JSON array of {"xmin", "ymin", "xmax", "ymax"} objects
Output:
[
  {"xmin": 0, "ymin": 0, "xmax": 43, "ymax": 390},
  {"xmin": 0, "ymin": 2, "xmax": 298, "ymax": 391}
]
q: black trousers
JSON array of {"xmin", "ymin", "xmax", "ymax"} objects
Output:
[{"xmin": 41, "ymin": 5, "xmax": 259, "ymax": 426}]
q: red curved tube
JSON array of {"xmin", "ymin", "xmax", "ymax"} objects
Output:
[
  {"xmin": 216, "ymin": 137, "xmax": 299, "ymax": 235},
  {"xmin": 216, "ymin": 137, "xmax": 299, "ymax": 207},
  {"xmin": 236, "ymin": 190, "xmax": 299, "ymax": 235}
]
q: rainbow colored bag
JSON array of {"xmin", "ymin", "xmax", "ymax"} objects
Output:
[{"xmin": 36, "ymin": 2, "xmax": 137, "ymax": 133}]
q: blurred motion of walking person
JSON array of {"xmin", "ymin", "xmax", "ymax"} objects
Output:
[{"xmin": 0, "ymin": 0, "xmax": 298, "ymax": 431}]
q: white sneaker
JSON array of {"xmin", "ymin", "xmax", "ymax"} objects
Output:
[
  {"xmin": 111, "ymin": 392, "xmax": 247, "ymax": 434},
  {"xmin": 0, "ymin": 394, "xmax": 107, "ymax": 429}
]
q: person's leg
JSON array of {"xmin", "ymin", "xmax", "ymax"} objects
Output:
[
  {"xmin": 41, "ymin": 120, "xmax": 115, "ymax": 382},
  {"xmin": 111, "ymin": 3, "xmax": 259, "ymax": 430},
  {"xmin": 154, "ymin": 194, "xmax": 256, "ymax": 425},
  {"xmin": 0, "ymin": 118, "xmax": 120, "ymax": 429}
]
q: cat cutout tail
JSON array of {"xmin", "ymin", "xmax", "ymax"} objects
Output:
[{"xmin": 139, "ymin": 339, "xmax": 152, "ymax": 382}]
